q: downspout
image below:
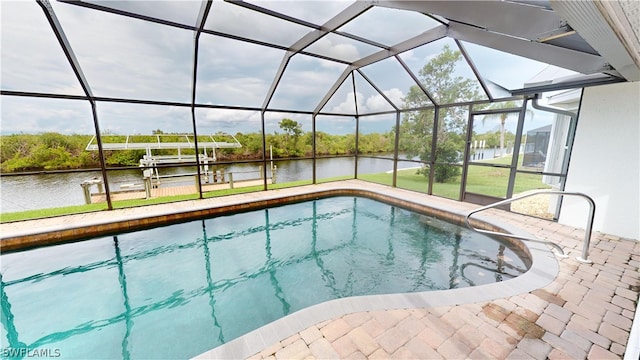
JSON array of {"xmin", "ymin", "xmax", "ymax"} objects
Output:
[
  {"xmin": 531, "ymin": 95, "xmax": 577, "ymax": 125},
  {"xmin": 530, "ymin": 93, "xmax": 579, "ymax": 218},
  {"xmin": 531, "ymin": 94, "xmax": 578, "ymax": 179}
]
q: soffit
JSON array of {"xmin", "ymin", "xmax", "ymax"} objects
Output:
[{"xmin": 550, "ymin": 0, "xmax": 640, "ymax": 81}]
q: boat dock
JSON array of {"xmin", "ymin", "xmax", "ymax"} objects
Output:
[
  {"xmin": 90, "ymin": 178, "xmax": 272, "ymax": 203},
  {"xmin": 81, "ymin": 133, "xmax": 278, "ymax": 204}
]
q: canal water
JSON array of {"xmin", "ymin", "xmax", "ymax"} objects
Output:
[{"xmin": 0, "ymin": 156, "xmax": 421, "ymax": 213}]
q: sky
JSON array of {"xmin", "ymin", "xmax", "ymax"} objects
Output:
[{"xmin": 1, "ymin": 0, "xmax": 569, "ymax": 137}]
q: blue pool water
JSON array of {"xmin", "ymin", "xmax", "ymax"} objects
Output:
[{"xmin": 0, "ymin": 197, "xmax": 528, "ymax": 359}]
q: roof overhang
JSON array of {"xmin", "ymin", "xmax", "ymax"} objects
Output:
[
  {"xmin": 378, "ymin": 0, "xmax": 638, "ymax": 84},
  {"xmin": 550, "ymin": 0, "xmax": 640, "ymax": 81}
]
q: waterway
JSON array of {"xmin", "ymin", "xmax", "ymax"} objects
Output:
[{"xmin": 0, "ymin": 156, "xmax": 422, "ymax": 213}]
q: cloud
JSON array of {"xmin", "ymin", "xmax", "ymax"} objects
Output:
[
  {"xmin": 195, "ymin": 109, "xmax": 316, "ymax": 134},
  {"xmin": 269, "ymin": 55, "xmax": 347, "ymax": 110},
  {"xmin": 252, "ymin": 1, "xmax": 354, "ymax": 26},
  {"xmin": 329, "ymin": 88, "xmax": 404, "ymax": 114},
  {"xmin": 307, "ymin": 36, "xmax": 360, "ymax": 62},
  {"xmin": 95, "ymin": 103, "xmax": 193, "ymax": 135},
  {"xmin": 90, "ymin": 1, "xmax": 201, "ymax": 27},
  {"xmin": 3, "ymin": 0, "xmax": 560, "ymax": 138},
  {"xmin": 316, "ymin": 115, "xmax": 356, "ymax": 134},
  {"xmin": 1, "ymin": 1, "xmax": 376, "ymax": 134},
  {"xmin": 1, "ymin": 2, "xmax": 84, "ymax": 95},
  {"xmin": 399, "ymin": 49, "xmax": 417, "ymax": 62},
  {"xmin": 205, "ymin": 1, "xmax": 311, "ymax": 47},
  {"xmin": 197, "ymin": 76, "xmax": 270, "ymax": 107},
  {"xmin": 365, "ymin": 88, "xmax": 404, "ymax": 112},
  {"xmin": 1, "ymin": 96, "xmax": 94, "ymax": 134},
  {"xmin": 196, "ymin": 35, "xmax": 287, "ymax": 108},
  {"xmin": 48, "ymin": 1, "xmax": 194, "ymax": 102},
  {"xmin": 196, "ymin": 108, "xmax": 261, "ymax": 134},
  {"xmin": 330, "ymin": 92, "xmax": 359, "ymax": 114}
]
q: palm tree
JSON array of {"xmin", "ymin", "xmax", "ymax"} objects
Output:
[{"xmin": 481, "ymin": 101, "xmax": 532, "ymax": 157}]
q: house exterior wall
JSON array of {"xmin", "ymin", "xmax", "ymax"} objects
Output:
[{"xmin": 559, "ymin": 81, "xmax": 640, "ymax": 240}]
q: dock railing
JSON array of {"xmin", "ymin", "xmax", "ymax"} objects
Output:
[
  {"xmin": 465, "ymin": 190, "xmax": 596, "ymax": 263},
  {"xmin": 81, "ymin": 164, "xmax": 276, "ymax": 203}
]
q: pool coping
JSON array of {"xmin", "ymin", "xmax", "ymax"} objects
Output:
[{"xmin": 1, "ymin": 180, "xmax": 544, "ymax": 253}]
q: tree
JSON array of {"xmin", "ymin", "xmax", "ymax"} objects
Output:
[
  {"xmin": 278, "ymin": 118, "xmax": 304, "ymax": 156},
  {"xmin": 401, "ymin": 44, "xmax": 482, "ymax": 182},
  {"xmin": 278, "ymin": 119, "xmax": 303, "ymax": 138}
]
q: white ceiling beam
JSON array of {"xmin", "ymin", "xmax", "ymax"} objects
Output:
[
  {"xmin": 352, "ymin": 25, "xmax": 448, "ymax": 68},
  {"xmin": 377, "ymin": 0, "xmax": 563, "ymax": 42},
  {"xmin": 289, "ymin": 1, "xmax": 373, "ymax": 53},
  {"xmin": 449, "ymin": 22, "xmax": 611, "ymax": 75}
]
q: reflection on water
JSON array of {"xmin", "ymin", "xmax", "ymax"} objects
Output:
[
  {"xmin": 1, "ymin": 157, "xmax": 409, "ymax": 212},
  {"xmin": 0, "ymin": 197, "xmax": 528, "ymax": 359}
]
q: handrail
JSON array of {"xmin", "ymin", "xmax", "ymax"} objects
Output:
[{"xmin": 465, "ymin": 190, "xmax": 596, "ymax": 263}]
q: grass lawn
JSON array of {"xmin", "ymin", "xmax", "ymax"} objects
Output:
[
  {"xmin": 358, "ymin": 170, "xmax": 429, "ymax": 193},
  {"xmin": 0, "ymin": 203, "xmax": 109, "ymax": 223},
  {"xmin": 0, "ymin": 179, "xmax": 329, "ymax": 222},
  {"xmin": 0, "ymin": 194, "xmax": 201, "ymax": 223},
  {"xmin": 1, "ymin": 156, "xmax": 550, "ymax": 222},
  {"xmin": 359, "ymin": 155, "xmax": 550, "ymax": 200}
]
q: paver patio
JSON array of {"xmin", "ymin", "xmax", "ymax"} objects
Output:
[{"xmin": 245, "ymin": 202, "xmax": 640, "ymax": 359}]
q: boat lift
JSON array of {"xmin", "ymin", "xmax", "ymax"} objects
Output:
[{"xmin": 85, "ymin": 133, "xmax": 242, "ymax": 187}]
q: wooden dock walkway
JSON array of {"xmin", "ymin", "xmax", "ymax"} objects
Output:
[{"xmin": 90, "ymin": 179, "xmax": 271, "ymax": 203}]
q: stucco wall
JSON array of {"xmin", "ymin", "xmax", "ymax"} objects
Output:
[{"xmin": 559, "ymin": 81, "xmax": 640, "ymax": 240}]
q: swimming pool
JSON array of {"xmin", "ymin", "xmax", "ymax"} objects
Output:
[{"xmin": 0, "ymin": 196, "xmax": 529, "ymax": 359}]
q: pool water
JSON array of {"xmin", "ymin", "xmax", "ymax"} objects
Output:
[{"xmin": 0, "ymin": 197, "xmax": 528, "ymax": 359}]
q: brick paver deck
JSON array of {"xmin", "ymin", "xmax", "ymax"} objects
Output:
[{"xmin": 243, "ymin": 208, "xmax": 640, "ymax": 360}]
